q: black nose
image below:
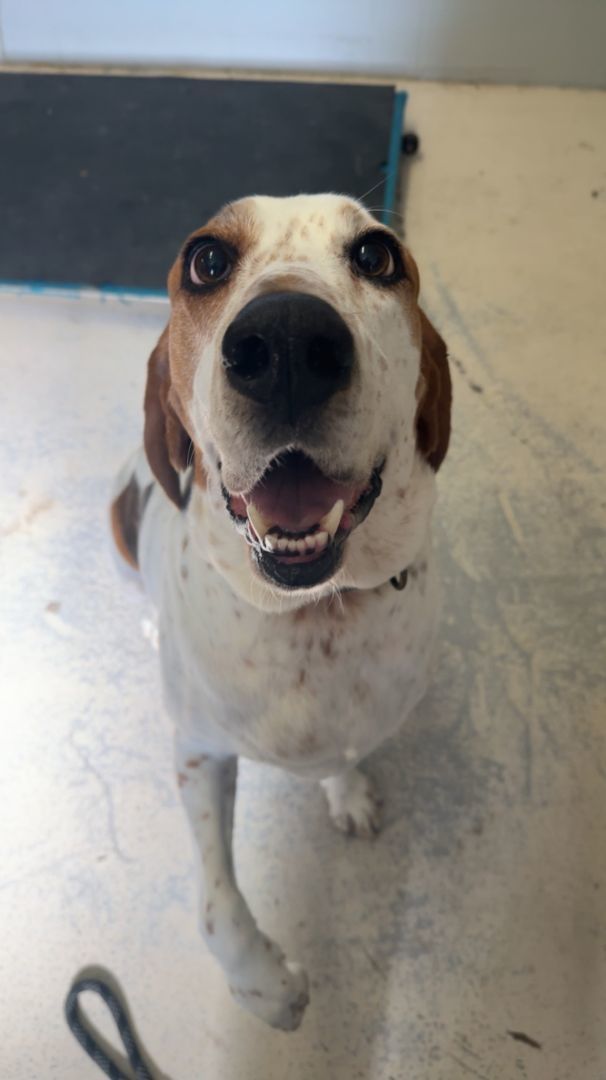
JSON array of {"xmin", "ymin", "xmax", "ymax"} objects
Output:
[{"xmin": 221, "ymin": 291, "xmax": 354, "ymax": 424}]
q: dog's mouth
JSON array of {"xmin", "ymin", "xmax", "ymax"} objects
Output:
[{"xmin": 222, "ymin": 450, "xmax": 384, "ymax": 589}]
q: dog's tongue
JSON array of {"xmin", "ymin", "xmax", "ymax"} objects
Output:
[{"xmin": 246, "ymin": 452, "xmax": 355, "ymax": 533}]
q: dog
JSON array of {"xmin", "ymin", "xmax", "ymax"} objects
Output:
[{"xmin": 110, "ymin": 194, "xmax": 451, "ymax": 1031}]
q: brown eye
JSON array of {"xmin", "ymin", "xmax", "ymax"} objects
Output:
[
  {"xmin": 189, "ymin": 241, "xmax": 232, "ymax": 285},
  {"xmin": 352, "ymin": 238, "xmax": 395, "ymax": 279}
]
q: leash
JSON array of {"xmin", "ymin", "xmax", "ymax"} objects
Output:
[{"xmin": 65, "ymin": 970, "xmax": 171, "ymax": 1080}]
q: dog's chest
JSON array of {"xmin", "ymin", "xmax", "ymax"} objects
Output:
[{"xmin": 161, "ymin": 538, "xmax": 439, "ymax": 777}]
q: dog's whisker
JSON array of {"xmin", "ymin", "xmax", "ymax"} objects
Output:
[{"xmin": 356, "ymin": 172, "xmax": 392, "ymax": 204}]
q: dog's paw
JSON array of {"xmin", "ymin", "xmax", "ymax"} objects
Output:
[
  {"xmin": 229, "ymin": 942, "xmax": 309, "ymax": 1031},
  {"xmin": 322, "ymin": 768, "xmax": 383, "ymax": 839}
]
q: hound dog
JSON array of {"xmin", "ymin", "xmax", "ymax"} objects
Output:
[{"xmin": 110, "ymin": 194, "xmax": 451, "ymax": 1031}]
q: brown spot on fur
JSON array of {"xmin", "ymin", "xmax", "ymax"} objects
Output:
[
  {"xmin": 297, "ymin": 669, "xmax": 306, "ymax": 687},
  {"xmin": 206, "ymin": 900, "xmax": 214, "ymax": 913},
  {"xmin": 185, "ymin": 755, "xmax": 208, "ymax": 768},
  {"xmin": 205, "ymin": 919, "xmax": 215, "ymax": 935},
  {"xmin": 214, "ymin": 877, "xmax": 221, "ymax": 889},
  {"xmin": 244, "ymin": 657, "xmax": 255, "ymax": 669},
  {"xmin": 298, "ymin": 731, "xmax": 319, "ymax": 754},
  {"xmin": 46, "ymin": 600, "xmax": 61, "ymax": 614},
  {"xmin": 354, "ymin": 681, "xmax": 370, "ymax": 701},
  {"xmin": 180, "ymin": 564, "xmax": 189, "ymax": 580},
  {"xmin": 110, "ymin": 478, "xmax": 153, "ymax": 570},
  {"xmin": 181, "ymin": 536, "xmax": 189, "ymax": 553},
  {"xmin": 177, "ymin": 772, "xmax": 188, "ymax": 787},
  {"xmin": 397, "ymin": 487, "xmax": 406, "ymax": 499},
  {"xmin": 201, "ymin": 811, "xmax": 210, "ymax": 820},
  {"xmin": 320, "ymin": 635, "xmax": 334, "ymax": 659}
]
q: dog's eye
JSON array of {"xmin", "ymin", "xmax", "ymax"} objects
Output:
[
  {"xmin": 189, "ymin": 241, "xmax": 232, "ymax": 286},
  {"xmin": 352, "ymin": 238, "xmax": 395, "ymax": 279}
]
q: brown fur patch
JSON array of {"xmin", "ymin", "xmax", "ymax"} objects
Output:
[
  {"xmin": 194, "ymin": 448, "xmax": 207, "ymax": 490},
  {"xmin": 109, "ymin": 477, "xmax": 153, "ymax": 570},
  {"xmin": 415, "ymin": 309, "xmax": 452, "ymax": 471}
]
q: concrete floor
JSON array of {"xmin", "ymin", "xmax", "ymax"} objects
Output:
[{"xmin": 1, "ymin": 81, "xmax": 605, "ymax": 1079}]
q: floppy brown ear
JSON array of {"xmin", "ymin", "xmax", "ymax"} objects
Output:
[
  {"xmin": 416, "ymin": 308, "xmax": 452, "ymax": 471},
  {"xmin": 143, "ymin": 327, "xmax": 193, "ymax": 508}
]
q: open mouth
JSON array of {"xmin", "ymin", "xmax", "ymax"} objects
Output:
[{"xmin": 222, "ymin": 450, "xmax": 384, "ymax": 589}]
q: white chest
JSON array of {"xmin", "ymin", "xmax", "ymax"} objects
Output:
[{"xmin": 144, "ymin": 502, "xmax": 440, "ymax": 779}]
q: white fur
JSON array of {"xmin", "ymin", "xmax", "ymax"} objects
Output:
[{"xmin": 115, "ymin": 195, "xmax": 443, "ymax": 1030}]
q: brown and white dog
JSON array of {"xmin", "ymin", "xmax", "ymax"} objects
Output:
[{"xmin": 110, "ymin": 194, "xmax": 451, "ymax": 1030}]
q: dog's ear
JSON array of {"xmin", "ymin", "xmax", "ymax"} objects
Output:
[
  {"xmin": 403, "ymin": 248, "xmax": 452, "ymax": 472},
  {"xmin": 415, "ymin": 308, "xmax": 452, "ymax": 471},
  {"xmin": 143, "ymin": 327, "xmax": 193, "ymax": 507}
]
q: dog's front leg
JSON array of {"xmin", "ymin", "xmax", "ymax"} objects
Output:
[{"xmin": 176, "ymin": 745, "xmax": 309, "ymax": 1030}]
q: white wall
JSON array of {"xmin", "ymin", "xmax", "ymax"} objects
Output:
[{"xmin": 1, "ymin": 0, "xmax": 605, "ymax": 88}]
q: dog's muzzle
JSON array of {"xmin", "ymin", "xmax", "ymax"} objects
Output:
[{"xmin": 221, "ymin": 291, "xmax": 354, "ymax": 424}]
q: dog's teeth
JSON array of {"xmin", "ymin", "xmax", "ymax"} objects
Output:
[
  {"xmin": 296, "ymin": 538, "xmax": 308, "ymax": 554},
  {"xmin": 314, "ymin": 530, "xmax": 329, "ymax": 551},
  {"xmin": 264, "ymin": 534, "xmax": 278, "ymax": 552},
  {"xmin": 246, "ymin": 503, "xmax": 271, "ymax": 542},
  {"xmin": 287, "ymin": 539, "xmax": 299, "ymax": 553},
  {"xmin": 319, "ymin": 499, "xmax": 344, "ymax": 540}
]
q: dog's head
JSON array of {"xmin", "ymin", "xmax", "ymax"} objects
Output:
[{"xmin": 144, "ymin": 194, "xmax": 451, "ymax": 603}]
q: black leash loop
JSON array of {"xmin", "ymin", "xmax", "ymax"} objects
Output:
[{"xmin": 65, "ymin": 972, "xmax": 166, "ymax": 1079}]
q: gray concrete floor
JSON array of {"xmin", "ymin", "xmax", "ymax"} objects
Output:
[{"xmin": 1, "ymin": 81, "xmax": 605, "ymax": 1079}]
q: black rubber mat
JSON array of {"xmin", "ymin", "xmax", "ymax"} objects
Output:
[{"xmin": 0, "ymin": 73, "xmax": 398, "ymax": 291}]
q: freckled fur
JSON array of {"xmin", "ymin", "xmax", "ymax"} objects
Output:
[{"xmin": 110, "ymin": 194, "xmax": 451, "ymax": 1032}]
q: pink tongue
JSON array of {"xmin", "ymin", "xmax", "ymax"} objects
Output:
[{"xmin": 246, "ymin": 454, "xmax": 356, "ymax": 532}]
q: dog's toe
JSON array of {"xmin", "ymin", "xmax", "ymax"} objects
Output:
[{"xmin": 323, "ymin": 768, "xmax": 383, "ymax": 839}]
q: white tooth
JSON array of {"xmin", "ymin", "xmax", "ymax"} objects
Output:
[
  {"xmin": 315, "ymin": 530, "xmax": 329, "ymax": 551},
  {"xmin": 264, "ymin": 534, "xmax": 278, "ymax": 552},
  {"xmin": 319, "ymin": 499, "xmax": 344, "ymax": 540},
  {"xmin": 296, "ymin": 539, "xmax": 308, "ymax": 554},
  {"xmin": 247, "ymin": 503, "xmax": 271, "ymax": 542},
  {"xmin": 276, "ymin": 537, "xmax": 289, "ymax": 552},
  {"xmin": 304, "ymin": 533, "xmax": 317, "ymax": 549},
  {"xmin": 287, "ymin": 539, "xmax": 298, "ymax": 553}
]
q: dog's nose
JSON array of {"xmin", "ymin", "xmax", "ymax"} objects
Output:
[{"xmin": 221, "ymin": 292, "xmax": 354, "ymax": 423}]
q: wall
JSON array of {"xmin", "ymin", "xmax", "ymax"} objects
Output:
[{"xmin": 1, "ymin": 0, "xmax": 605, "ymax": 88}]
